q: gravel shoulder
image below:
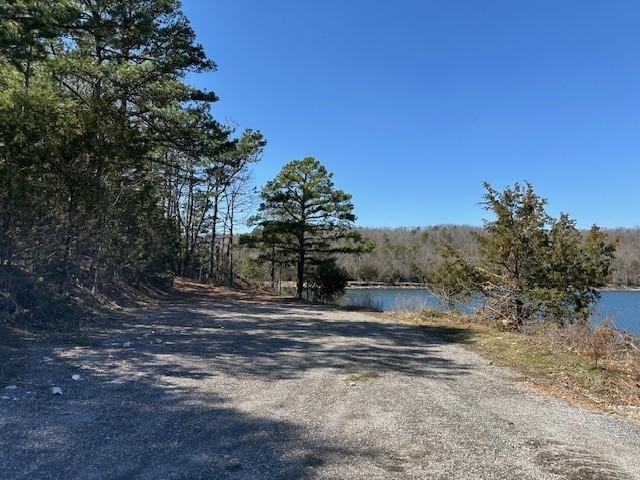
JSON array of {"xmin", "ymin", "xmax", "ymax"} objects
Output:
[{"xmin": 1, "ymin": 283, "xmax": 639, "ymax": 479}]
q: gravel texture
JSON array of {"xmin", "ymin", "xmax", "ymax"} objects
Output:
[{"xmin": 1, "ymin": 287, "xmax": 639, "ymax": 479}]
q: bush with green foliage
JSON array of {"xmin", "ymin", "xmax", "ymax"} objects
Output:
[
  {"xmin": 428, "ymin": 244, "xmax": 482, "ymax": 311},
  {"xmin": 433, "ymin": 182, "xmax": 617, "ymax": 327},
  {"xmin": 0, "ymin": 267, "xmax": 81, "ymax": 327},
  {"xmin": 307, "ymin": 258, "xmax": 350, "ymax": 303}
]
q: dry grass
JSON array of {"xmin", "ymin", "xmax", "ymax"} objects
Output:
[
  {"xmin": 391, "ymin": 310, "xmax": 640, "ymax": 422},
  {"xmin": 346, "ymin": 372, "xmax": 381, "ymax": 382}
]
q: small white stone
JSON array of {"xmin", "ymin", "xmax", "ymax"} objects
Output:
[
  {"xmin": 72, "ymin": 374, "xmax": 81, "ymax": 381},
  {"xmin": 122, "ymin": 341, "xmax": 132, "ymax": 348},
  {"xmin": 1, "ymin": 395, "xmax": 10, "ymax": 400},
  {"xmin": 4, "ymin": 385, "xmax": 17, "ymax": 390},
  {"xmin": 349, "ymin": 382, "xmax": 357, "ymax": 386},
  {"xmin": 51, "ymin": 386, "xmax": 63, "ymax": 396}
]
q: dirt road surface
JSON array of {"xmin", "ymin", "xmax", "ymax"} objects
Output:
[{"xmin": 1, "ymin": 283, "xmax": 639, "ymax": 479}]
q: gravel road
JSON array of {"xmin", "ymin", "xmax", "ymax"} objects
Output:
[{"xmin": 1, "ymin": 284, "xmax": 639, "ymax": 479}]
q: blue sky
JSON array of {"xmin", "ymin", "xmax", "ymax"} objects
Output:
[{"xmin": 182, "ymin": 0, "xmax": 640, "ymax": 228}]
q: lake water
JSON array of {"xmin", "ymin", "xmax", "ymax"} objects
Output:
[{"xmin": 340, "ymin": 288, "xmax": 640, "ymax": 336}]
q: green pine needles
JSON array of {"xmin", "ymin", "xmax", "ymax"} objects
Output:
[{"xmin": 430, "ymin": 182, "xmax": 617, "ymax": 327}]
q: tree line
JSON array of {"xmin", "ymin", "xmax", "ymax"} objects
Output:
[
  {"xmin": 0, "ymin": 1, "xmax": 368, "ymax": 323},
  {"xmin": 0, "ymin": 1, "xmax": 633, "ymax": 329},
  {"xmin": 0, "ymin": 0, "xmax": 263, "ymax": 323},
  {"xmin": 337, "ymin": 225, "xmax": 640, "ymax": 288}
]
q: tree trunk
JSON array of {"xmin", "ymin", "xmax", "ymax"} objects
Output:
[
  {"xmin": 60, "ymin": 190, "xmax": 76, "ymax": 293},
  {"xmin": 227, "ymin": 203, "xmax": 234, "ymax": 286},
  {"xmin": 208, "ymin": 193, "xmax": 219, "ymax": 282},
  {"xmin": 270, "ymin": 247, "xmax": 276, "ymax": 291},
  {"xmin": 296, "ymin": 234, "xmax": 305, "ymax": 299},
  {"xmin": 182, "ymin": 174, "xmax": 195, "ymax": 276}
]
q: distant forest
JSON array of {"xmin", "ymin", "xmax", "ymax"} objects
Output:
[{"xmin": 337, "ymin": 226, "xmax": 640, "ymax": 287}]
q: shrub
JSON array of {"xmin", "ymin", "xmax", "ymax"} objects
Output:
[
  {"xmin": 436, "ymin": 183, "xmax": 617, "ymax": 327},
  {"xmin": 307, "ymin": 258, "xmax": 350, "ymax": 303},
  {"xmin": 566, "ymin": 320, "xmax": 617, "ymax": 368},
  {"xmin": 0, "ymin": 266, "xmax": 81, "ymax": 328}
]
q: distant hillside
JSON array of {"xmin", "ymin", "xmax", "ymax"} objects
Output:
[{"xmin": 338, "ymin": 226, "xmax": 640, "ymax": 287}]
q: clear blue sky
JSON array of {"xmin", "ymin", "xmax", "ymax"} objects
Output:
[{"xmin": 182, "ymin": 0, "xmax": 640, "ymax": 228}]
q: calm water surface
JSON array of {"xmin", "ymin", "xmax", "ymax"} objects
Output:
[{"xmin": 340, "ymin": 288, "xmax": 640, "ymax": 336}]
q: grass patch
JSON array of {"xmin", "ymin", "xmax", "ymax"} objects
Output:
[
  {"xmin": 346, "ymin": 372, "xmax": 380, "ymax": 382},
  {"xmin": 391, "ymin": 310, "xmax": 640, "ymax": 421}
]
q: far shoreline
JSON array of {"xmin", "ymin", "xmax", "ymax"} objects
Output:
[{"xmin": 345, "ymin": 283, "xmax": 640, "ymax": 292}]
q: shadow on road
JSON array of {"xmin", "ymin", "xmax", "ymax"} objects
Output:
[
  {"xmin": 105, "ymin": 295, "xmax": 476, "ymax": 381},
  {"xmin": 1, "ymin": 366, "xmax": 375, "ymax": 479},
  {"xmin": 0, "ymin": 287, "xmax": 474, "ymax": 479}
]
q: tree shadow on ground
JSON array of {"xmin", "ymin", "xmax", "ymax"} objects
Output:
[
  {"xmin": 0, "ymin": 290, "xmax": 476, "ymax": 479},
  {"xmin": 80, "ymin": 295, "xmax": 477, "ymax": 381},
  {"xmin": 1, "ymin": 366, "xmax": 378, "ymax": 480},
  {"xmin": 414, "ymin": 324, "xmax": 474, "ymax": 345}
]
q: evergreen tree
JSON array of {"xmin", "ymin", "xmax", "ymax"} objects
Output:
[
  {"xmin": 253, "ymin": 157, "xmax": 367, "ymax": 299},
  {"xmin": 433, "ymin": 183, "xmax": 617, "ymax": 326},
  {"xmin": 0, "ymin": 0, "xmax": 259, "ymax": 323}
]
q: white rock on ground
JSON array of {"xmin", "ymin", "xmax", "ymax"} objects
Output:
[
  {"xmin": 4, "ymin": 385, "xmax": 17, "ymax": 390},
  {"xmin": 122, "ymin": 341, "xmax": 132, "ymax": 348},
  {"xmin": 72, "ymin": 374, "xmax": 81, "ymax": 381},
  {"xmin": 51, "ymin": 386, "xmax": 63, "ymax": 396}
]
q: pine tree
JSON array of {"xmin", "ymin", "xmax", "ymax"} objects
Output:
[
  {"xmin": 253, "ymin": 157, "xmax": 367, "ymax": 298},
  {"xmin": 0, "ymin": 0, "xmax": 254, "ymax": 322}
]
